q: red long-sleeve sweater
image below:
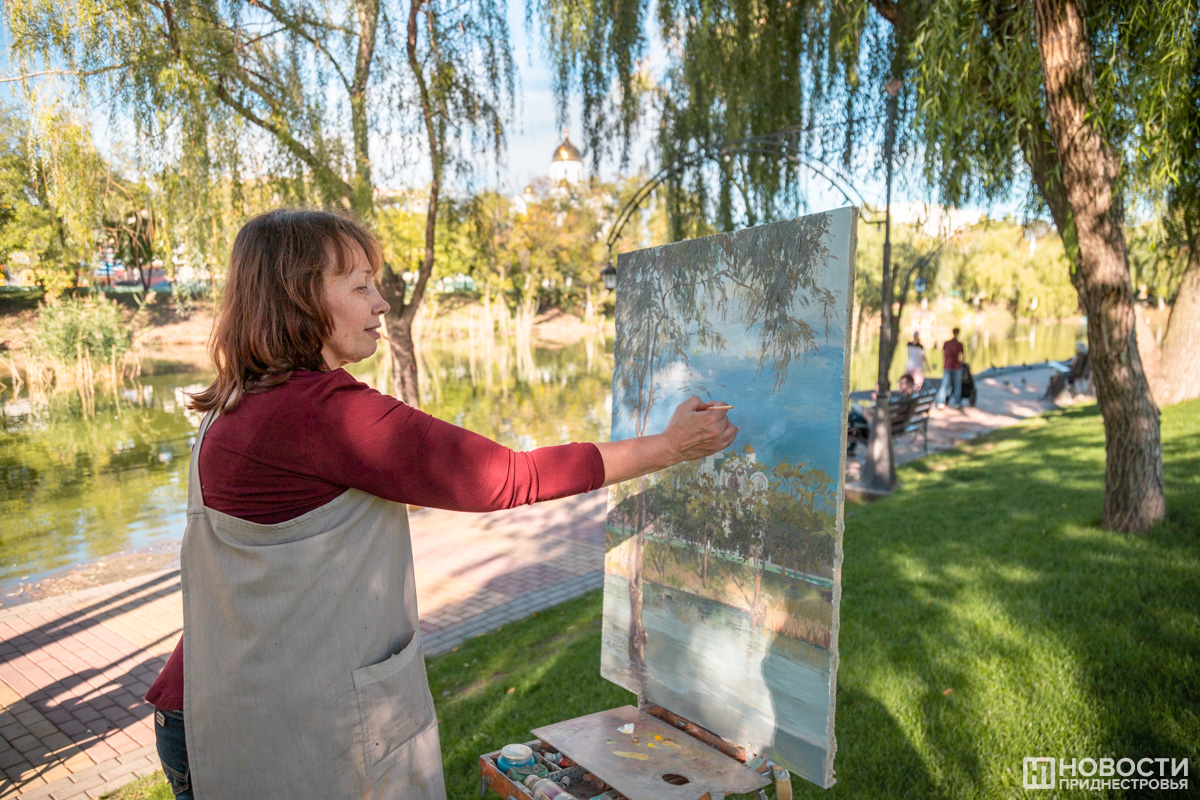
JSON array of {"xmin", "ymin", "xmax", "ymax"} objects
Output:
[{"xmin": 145, "ymin": 369, "xmax": 604, "ymax": 710}]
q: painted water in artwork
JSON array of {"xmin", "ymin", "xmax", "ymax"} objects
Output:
[{"xmin": 601, "ymin": 207, "xmax": 857, "ymax": 788}]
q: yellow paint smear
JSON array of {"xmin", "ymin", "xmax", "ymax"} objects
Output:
[{"xmin": 612, "ymin": 751, "xmax": 650, "ymax": 761}]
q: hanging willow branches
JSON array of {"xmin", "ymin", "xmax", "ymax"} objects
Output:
[{"xmin": 5, "ymin": 0, "xmax": 517, "ymax": 405}]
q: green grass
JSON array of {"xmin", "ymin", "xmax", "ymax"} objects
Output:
[
  {"xmin": 105, "ymin": 399, "xmax": 1200, "ymax": 799},
  {"xmin": 100, "ymin": 771, "xmax": 174, "ymax": 799}
]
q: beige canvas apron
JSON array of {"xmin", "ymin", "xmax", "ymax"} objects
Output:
[{"xmin": 181, "ymin": 411, "xmax": 446, "ymax": 800}]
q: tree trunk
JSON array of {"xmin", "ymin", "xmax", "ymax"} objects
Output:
[
  {"xmin": 1140, "ymin": 232, "xmax": 1200, "ymax": 406},
  {"xmin": 349, "ymin": 0, "xmax": 380, "ymax": 218},
  {"xmin": 1033, "ymin": 0, "xmax": 1164, "ymax": 532},
  {"xmin": 383, "ymin": 0, "xmax": 441, "ymax": 408},
  {"xmin": 863, "ymin": 271, "xmax": 898, "ymax": 490},
  {"xmin": 863, "ymin": 399, "xmax": 895, "ymax": 490},
  {"xmin": 864, "ymin": 88, "xmax": 900, "ymax": 491},
  {"xmin": 628, "ymin": 484, "xmax": 648, "ymax": 684},
  {"xmin": 752, "ymin": 556, "xmax": 761, "ymax": 617},
  {"xmin": 388, "ymin": 317, "xmax": 421, "ymax": 406},
  {"xmin": 377, "ymin": 268, "xmax": 420, "ymax": 405}
]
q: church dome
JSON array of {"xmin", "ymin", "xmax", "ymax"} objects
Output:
[{"xmin": 551, "ymin": 129, "xmax": 582, "ymax": 163}]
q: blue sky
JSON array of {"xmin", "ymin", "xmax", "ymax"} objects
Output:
[{"xmin": 611, "ymin": 209, "xmax": 855, "ymax": 481}]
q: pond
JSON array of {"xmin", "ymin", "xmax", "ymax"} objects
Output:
[{"xmin": 0, "ymin": 318, "xmax": 1091, "ymax": 597}]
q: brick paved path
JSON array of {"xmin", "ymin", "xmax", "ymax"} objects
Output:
[{"xmin": 0, "ymin": 491, "xmax": 606, "ymax": 799}]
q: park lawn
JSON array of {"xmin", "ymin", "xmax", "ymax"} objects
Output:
[{"xmin": 105, "ymin": 398, "xmax": 1200, "ymax": 800}]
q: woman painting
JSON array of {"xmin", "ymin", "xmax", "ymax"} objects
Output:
[{"xmin": 144, "ymin": 209, "xmax": 737, "ymax": 799}]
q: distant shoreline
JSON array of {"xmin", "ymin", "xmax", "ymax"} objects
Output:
[{"xmin": 0, "ymin": 297, "xmax": 614, "ymax": 379}]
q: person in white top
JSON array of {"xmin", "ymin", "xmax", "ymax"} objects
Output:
[{"xmin": 905, "ymin": 332, "xmax": 927, "ymax": 389}]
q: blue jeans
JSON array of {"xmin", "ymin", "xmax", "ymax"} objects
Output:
[
  {"xmin": 937, "ymin": 368, "xmax": 963, "ymax": 407},
  {"xmin": 154, "ymin": 708, "xmax": 193, "ymax": 798}
]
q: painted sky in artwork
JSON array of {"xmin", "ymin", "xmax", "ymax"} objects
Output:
[{"xmin": 611, "ymin": 208, "xmax": 854, "ymax": 480}]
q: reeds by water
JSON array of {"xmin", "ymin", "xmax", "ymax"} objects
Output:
[{"xmin": 10, "ymin": 296, "xmax": 141, "ymax": 417}]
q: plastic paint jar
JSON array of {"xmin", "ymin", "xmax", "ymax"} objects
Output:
[{"xmin": 496, "ymin": 743, "xmax": 535, "ymax": 772}]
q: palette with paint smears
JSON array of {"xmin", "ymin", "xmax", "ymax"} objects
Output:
[{"xmin": 531, "ymin": 706, "xmax": 769, "ymax": 799}]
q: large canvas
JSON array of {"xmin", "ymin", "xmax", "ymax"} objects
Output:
[{"xmin": 602, "ymin": 207, "xmax": 856, "ymax": 788}]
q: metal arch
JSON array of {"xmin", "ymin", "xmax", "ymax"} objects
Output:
[{"xmin": 604, "ymin": 129, "xmax": 878, "ymax": 256}]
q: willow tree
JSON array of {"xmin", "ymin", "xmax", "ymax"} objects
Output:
[
  {"xmin": 5, "ymin": 0, "xmax": 514, "ymax": 406},
  {"xmin": 901, "ymin": 0, "xmax": 1195, "ymax": 531},
  {"xmin": 537, "ymin": 0, "xmax": 1198, "ymax": 532}
]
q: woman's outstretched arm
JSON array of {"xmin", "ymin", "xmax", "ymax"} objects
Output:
[{"xmin": 596, "ymin": 396, "xmax": 738, "ymax": 487}]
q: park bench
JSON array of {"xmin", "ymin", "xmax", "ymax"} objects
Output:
[{"xmin": 889, "ymin": 388, "xmax": 936, "ymax": 453}]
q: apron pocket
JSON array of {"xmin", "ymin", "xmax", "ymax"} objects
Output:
[{"xmin": 352, "ymin": 633, "xmax": 435, "ymax": 776}]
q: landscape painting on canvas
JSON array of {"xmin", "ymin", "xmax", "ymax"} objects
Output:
[{"xmin": 602, "ymin": 207, "xmax": 857, "ymax": 788}]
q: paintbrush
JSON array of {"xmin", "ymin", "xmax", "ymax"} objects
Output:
[{"xmin": 705, "ymin": 404, "xmax": 734, "ymax": 411}]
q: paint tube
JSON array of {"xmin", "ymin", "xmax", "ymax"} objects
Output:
[{"xmin": 522, "ymin": 775, "xmax": 574, "ymax": 800}]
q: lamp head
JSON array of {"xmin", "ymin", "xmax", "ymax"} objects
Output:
[{"xmin": 600, "ymin": 262, "xmax": 618, "ymax": 291}]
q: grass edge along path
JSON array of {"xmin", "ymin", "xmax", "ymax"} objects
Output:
[{"xmin": 104, "ymin": 399, "xmax": 1200, "ymax": 800}]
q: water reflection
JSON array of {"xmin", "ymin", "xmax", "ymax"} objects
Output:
[
  {"xmin": 0, "ymin": 374, "xmax": 209, "ymax": 594},
  {"xmin": 601, "ymin": 575, "xmax": 829, "ymax": 779},
  {"xmin": 417, "ymin": 336, "xmax": 613, "ymax": 450},
  {"xmin": 346, "ymin": 334, "xmax": 615, "ymax": 451}
]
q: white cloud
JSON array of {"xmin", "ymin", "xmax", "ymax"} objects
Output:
[{"xmin": 656, "ymin": 360, "xmax": 703, "ymax": 396}]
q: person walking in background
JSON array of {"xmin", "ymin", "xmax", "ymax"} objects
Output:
[
  {"xmin": 905, "ymin": 332, "xmax": 927, "ymax": 390},
  {"xmin": 937, "ymin": 327, "xmax": 965, "ymax": 409}
]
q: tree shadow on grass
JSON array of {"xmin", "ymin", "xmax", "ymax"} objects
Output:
[
  {"xmin": 786, "ymin": 686, "xmax": 947, "ymax": 799},
  {"xmin": 815, "ymin": 401, "xmax": 1200, "ymax": 798}
]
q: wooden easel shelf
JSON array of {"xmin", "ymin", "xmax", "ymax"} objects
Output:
[{"xmin": 480, "ymin": 705, "xmax": 771, "ymax": 800}]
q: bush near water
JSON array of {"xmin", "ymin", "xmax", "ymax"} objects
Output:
[
  {"xmin": 18, "ymin": 296, "xmax": 139, "ymax": 410},
  {"xmin": 28, "ymin": 295, "xmax": 132, "ymax": 367}
]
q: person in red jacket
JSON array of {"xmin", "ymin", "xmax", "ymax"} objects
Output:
[
  {"xmin": 145, "ymin": 209, "xmax": 737, "ymax": 799},
  {"xmin": 936, "ymin": 327, "xmax": 966, "ymax": 409}
]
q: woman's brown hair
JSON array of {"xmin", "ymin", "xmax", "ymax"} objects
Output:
[{"xmin": 190, "ymin": 209, "xmax": 383, "ymax": 413}]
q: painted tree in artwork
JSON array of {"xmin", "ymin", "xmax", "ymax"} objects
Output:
[
  {"xmin": 723, "ymin": 455, "xmax": 770, "ymax": 619},
  {"xmin": 611, "ymin": 213, "xmax": 841, "ymax": 689},
  {"xmin": 612, "ymin": 235, "xmax": 727, "ymax": 682},
  {"xmin": 650, "ymin": 461, "xmax": 698, "ymax": 575},
  {"xmin": 689, "ymin": 461, "xmax": 727, "ymax": 587},
  {"xmin": 770, "ymin": 462, "xmax": 836, "ymax": 587}
]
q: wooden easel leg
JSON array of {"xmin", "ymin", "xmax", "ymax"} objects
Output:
[{"xmin": 773, "ymin": 767, "xmax": 793, "ymax": 800}]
